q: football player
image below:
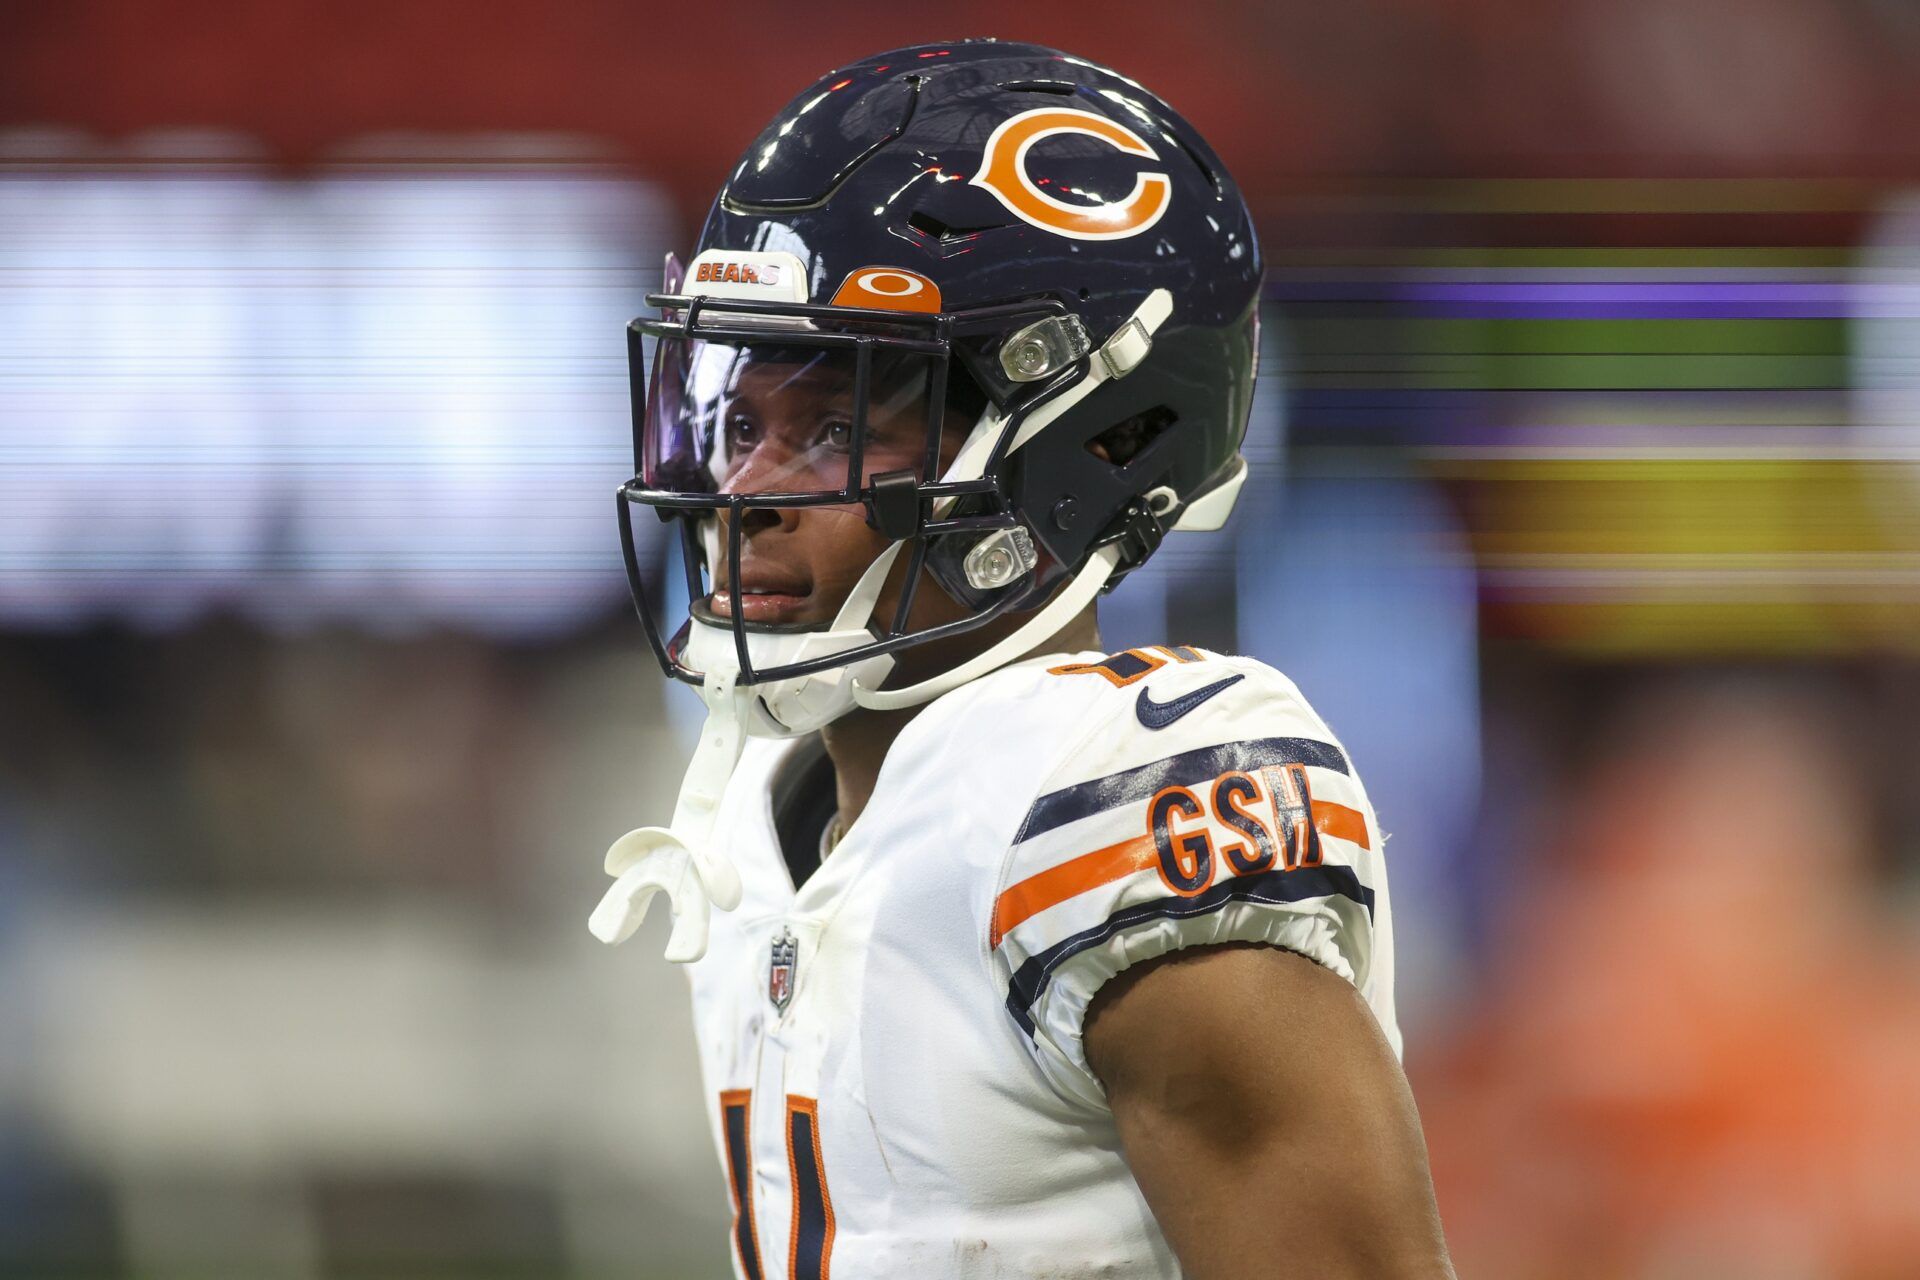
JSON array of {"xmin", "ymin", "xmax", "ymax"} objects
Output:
[{"xmin": 590, "ymin": 39, "xmax": 1454, "ymax": 1280}]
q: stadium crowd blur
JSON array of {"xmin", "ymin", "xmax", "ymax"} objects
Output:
[{"xmin": 5, "ymin": 2, "xmax": 1920, "ymax": 1276}]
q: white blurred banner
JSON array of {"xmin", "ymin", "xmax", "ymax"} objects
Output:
[{"xmin": 0, "ymin": 139, "xmax": 675, "ymax": 636}]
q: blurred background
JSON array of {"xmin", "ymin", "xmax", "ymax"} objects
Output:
[{"xmin": 4, "ymin": 1, "xmax": 1920, "ymax": 1276}]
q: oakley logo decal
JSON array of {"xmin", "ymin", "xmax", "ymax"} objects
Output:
[
  {"xmin": 830, "ymin": 266, "xmax": 942, "ymax": 313},
  {"xmin": 1135, "ymin": 673, "xmax": 1245, "ymax": 730},
  {"xmin": 968, "ymin": 107, "xmax": 1171, "ymax": 241}
]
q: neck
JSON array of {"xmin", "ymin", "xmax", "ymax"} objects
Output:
[
  {"xmin": 819, "ymin": 605, "xmax": 1101, "ymax": 831},
  {"xmin": 819, "ymin": 703, "xmax": 921, "ymax": 834}
]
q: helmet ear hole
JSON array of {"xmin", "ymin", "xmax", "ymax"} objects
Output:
[{"xmin": 1087, "ymin": 405, "xmax": 1179, "ymax": 470}]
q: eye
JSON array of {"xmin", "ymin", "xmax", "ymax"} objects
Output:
[
  {"xmin": 726, "ymin": 413, "xmax": 760, "ymax": 449},
  {"xmin": 821, "ymin": 419, "xmax": 854, "ymax": 451}
]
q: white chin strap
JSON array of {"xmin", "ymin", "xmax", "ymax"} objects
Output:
[
  {"xmin": 591, "ymin": 288, "xmax": 1182, "ymax": 960},
  {"xmin": 852, "ymin": 542, "xmax": 1121, "ymax": 710}
]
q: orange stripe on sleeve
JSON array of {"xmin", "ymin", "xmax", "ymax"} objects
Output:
[
  {"xmin": 1315, "ymin": 800, "xmax": 1371, "ymax": 852},
  {"xmin": 990, "ymin": 834, "xmax": 1157, "ymax": 948},
  {"xmin": 989, "ymin": 799, "xmax": 1372, "ymax": 948}
]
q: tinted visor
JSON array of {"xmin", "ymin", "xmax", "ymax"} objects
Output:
[{"xmin": 645, "ymin": 338, "xmax": 946, "ymax": 499}]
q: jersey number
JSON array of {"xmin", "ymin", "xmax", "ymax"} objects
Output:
[
  {"xmin": 719, "ymin": 1091, "xmax": 837, "ymax": 1280},
  {"xmin": 1048, "ymin": 644, "xmax": 1203, "ymax": 687}
]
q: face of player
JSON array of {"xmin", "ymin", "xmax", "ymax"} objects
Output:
[{"xmin": 675, "ymin": 345, "xmax": 974, "ymax": 632}]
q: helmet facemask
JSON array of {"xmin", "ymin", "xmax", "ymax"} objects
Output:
[{"xmin": 619, "ymin": 285, "xmax": 1082, "ymax": 734}]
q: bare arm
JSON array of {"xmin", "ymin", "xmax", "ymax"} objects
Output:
[{"xmin": 1085, "ymin": 943, "xmax": 1455, "ymax": 1280}]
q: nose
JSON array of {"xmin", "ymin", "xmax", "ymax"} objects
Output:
[
  {"xmin": 718, "ymin": 457, "xmax": 797, "ymax": 546},
  {"xmin": 733, "ymin": 503, "xmax": 785, "ymax": 536},
  {"xmin": 717, "ymin": 429, "xmax": 820, "ymax": 548},
  {"xmin": 719, "ymin": 443, "xmax": 801, "ymax": 535},
  {"xmin": 709, "ymin": 503, "xmax": 792, "ymax": 588}
]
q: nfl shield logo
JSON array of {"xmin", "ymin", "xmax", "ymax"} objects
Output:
[{"xmin": 768, "ymin": 928, "xmax": 799, "ymax": 1012}]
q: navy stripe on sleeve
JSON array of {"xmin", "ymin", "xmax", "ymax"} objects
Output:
[
  {"xmin": 1003, "ymin": 864, "xmax": 1375, "ymax": 1036},
  {"xmin": 1015, "ymin": 736, "xmax": 1352, "ymax": 844}
]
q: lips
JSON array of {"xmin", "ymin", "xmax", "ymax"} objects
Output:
[
  {"xmin": 709, "ymin": 587, "xmax": 812, "ymax": 624},
  {"xmin": 709, "ymin": 565, "xmax": 814, "ymax": 625}
]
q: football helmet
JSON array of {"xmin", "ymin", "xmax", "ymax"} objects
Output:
[
  {"xmin": 619, "ymin": 37, "xmax": 1261, "ymax": 731},
  {"xmin": 592, "ymin": 39, "xmax": 1261, "ymax": 954}
]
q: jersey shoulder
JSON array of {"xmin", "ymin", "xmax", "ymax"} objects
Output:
[{"xmin": 977, "ymin": 645, "xmax": 1389, "ymax": 1106}]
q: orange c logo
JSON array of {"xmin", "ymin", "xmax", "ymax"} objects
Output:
[{"xmin": 968, "ymin": 107, "xmax": 1171, "ymax": 241}]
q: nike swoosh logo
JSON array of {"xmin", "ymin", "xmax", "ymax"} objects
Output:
[{"xmin": 1135, "ymin": 673, "xmax": 1246, "ymax": 730}]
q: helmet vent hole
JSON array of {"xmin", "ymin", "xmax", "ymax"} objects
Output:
[
  {"xmin": 906, "ymin": 209, "xmax": 1006, "ymax": 242},
  {"xmin": 1088, "ymin": 405, "xmax": 1178, "ymax": 469},
  {"xmin": 1169, "ymin": 131, "xmax": 1221, "ymax": 192},
  {"xmin": 998, "ymin": 79, "xmax": 1078, "ymax": 96},
  {"xmin": 1077, "ymin": 286, "xmax": 1091, "ymax": 301}
]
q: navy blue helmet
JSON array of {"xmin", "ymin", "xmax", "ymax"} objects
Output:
[{"xmin": 619, "ymin": 38, "xmax": 1261, "ymax": 717}]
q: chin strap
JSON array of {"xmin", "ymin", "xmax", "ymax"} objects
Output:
[
  {"xmin": 587, "ymin": 680, "xmax": 749, "ymax": 961},
  {"xmin": 850, "ymin": 543, "xmax": 1121, "ymax": 711}
]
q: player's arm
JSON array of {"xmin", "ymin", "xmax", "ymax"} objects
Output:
[{"xmin": 1085, "ymin": 942, "xmax": 1455, "ymax": 1280}]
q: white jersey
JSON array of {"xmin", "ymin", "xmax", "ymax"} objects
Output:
[{"xmin": 682, "ymin": 645, "xmax": 1398, "ymax": 1279}]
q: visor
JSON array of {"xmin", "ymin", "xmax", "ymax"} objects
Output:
[{"xmin": 646, "ymin": 339, "xmax": 946, "ymax": 499}]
